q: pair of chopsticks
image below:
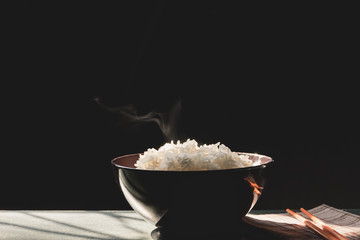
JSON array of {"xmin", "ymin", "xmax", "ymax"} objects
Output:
[{"xmin": 286, "ymin": 208, "xmax": 349, "ymax": 240}]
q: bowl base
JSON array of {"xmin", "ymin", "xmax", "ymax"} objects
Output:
[{"xmin": 151, "ymin": 227, "xmax": 244, "ymax": 240}]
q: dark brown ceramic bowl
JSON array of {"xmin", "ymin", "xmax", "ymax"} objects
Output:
[{"xmin": 111, "ymin": 153, "xmax": 273, "ymax": 238}]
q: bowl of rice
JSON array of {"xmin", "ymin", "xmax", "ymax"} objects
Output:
[{"xmin": 111, "ymin": 139, "xmax": 273, "ymax": 239}]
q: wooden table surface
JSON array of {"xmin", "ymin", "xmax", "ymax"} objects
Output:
[{"xmin": 1, "ymin": 209, "xmax": 359, "ymax": 240}]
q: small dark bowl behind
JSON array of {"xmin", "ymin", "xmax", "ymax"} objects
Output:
[{"xmin": 111, "ymin": 153, "xmax": 273, "ymax": 237}]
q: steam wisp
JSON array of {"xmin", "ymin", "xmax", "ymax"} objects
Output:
[{"xmin": 94, "ymin": 98, "xmax": 181, "ymax": 142}]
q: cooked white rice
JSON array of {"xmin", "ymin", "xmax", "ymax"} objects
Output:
[{"xmin": 135, "ymin": 139, "xmax": 261, "ymax": 171}]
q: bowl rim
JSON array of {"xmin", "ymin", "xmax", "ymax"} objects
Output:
[{"xmin": 111, "ymin": 152, "xmax": 274, "ymax": 173}]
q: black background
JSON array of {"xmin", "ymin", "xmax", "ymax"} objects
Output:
[{"xmin": 3, "ymin": 1, "xmax": 359, "ymax": 210}]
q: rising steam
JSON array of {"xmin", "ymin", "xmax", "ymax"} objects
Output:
[{"xmin": 94, "ymin": 98, "xmax": 181, "ymax": 142}]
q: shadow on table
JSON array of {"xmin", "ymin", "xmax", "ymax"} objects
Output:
[
  {"xmin": 99, "ymin": 212, "xmax": 287, "ymax": 240},
  {"xmin": 99, "ymin": 211, "xmax": 150, "ymax": 236},
  {"xmin": 0, "ymin": 211, "xmax": 149, "ymax": 240}
]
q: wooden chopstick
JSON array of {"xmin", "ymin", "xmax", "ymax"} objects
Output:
[
  {"xmin": 286, "ymin": 209, "xmax": 339, "ymax": 240},
  {"xmin": 300, "ymin": 208, "xmax": 349, "ymax": 240}
]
